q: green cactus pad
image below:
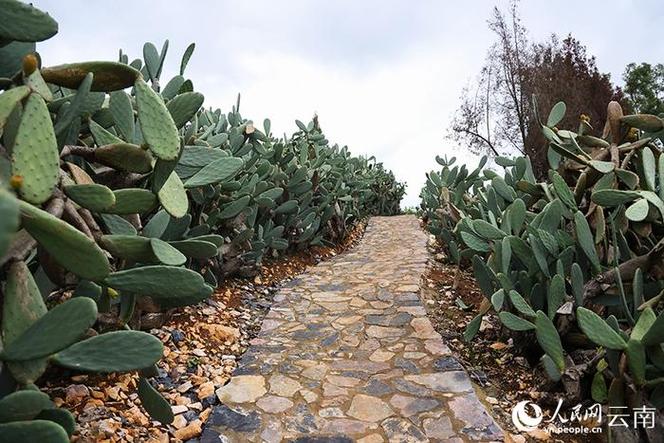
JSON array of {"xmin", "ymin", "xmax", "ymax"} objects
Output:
[
  {"xmin": 625, "ymin": 339, "xmax": 646, "ymax": 385},
  {"xmin": 641, "ymin": 311, "xmax": 664, "ymax": 346},
  {"xmin": 191, "ymin": 234, "xmax": 223, "ymax": 246},
  {"xmin": 108, "ymin": 91, "xmax": 135, "ymax": 141},
  {"xmin": 100, "ymin": 214, "xmax": 137, "ymax": 235},
  {"xmin": 184, "ymin": 157, "xmax": 244, "ymax": 188},
  {"xmin": 169, "ymin": 239, "xmax": 218, "ymax": 259},
  {"xmin": 576, "ymin": 307, "xmax": 627, "ymax": 350},
  {"xmin": 631, "ymin": 308, "xmax": 656, "ymax": 342},
  {"xmin": 0, "ymin": 420, "xmax": 69, "ymax": 443},
  {"xmin": 166, "ymin": 91, "xmax": 204, "ymax": 129},
  {"xmin": 64, "ymin": 184, "xmax": 116, "ymax": 212},
  {"xmin": 180, "ymin": 146, "xmax": 228, "ymax": 167},
  {"xmin": 0, "ymin": 0, "xmax": 58, "ymax": 42},
  {"xmin": 541, "ymin": 354, "xmax": 562, "ymax": 382},
  {"xmin": 19, "ymin": 200, "xmax": 111, "ymax": 280},
  {"xmin": 0, "ymin": 419, "xmax": 69, "ymax": 443},
  {"xmin": 137, "ymin": 377, "xmax": 174, "ymax": 424},
  {"xmin": 11, "ymin": 93, "xmax": 59, "ymax": 204},
  {"xmin": 535, "ymin": 311, "xmax": 565, "ymax": 371},
  {"xmin": 35, "ymin": 408, "xmax": 75, "ymax": 437},
  {"xmin": 498, "ymin": 312, "xmax": 535, "ymax": 331},
  {"xmin": 1, "ymin": 297, "xmax": 97, "ymax": 361},
  {"xmin": 591, "ymin": 189, "xmax": 640, "ymax": 207},
  {"xmin": 625, "ymin": 198, "xmax": 649, "ymax": 222},
  {"xmin": 2, "ymin": 260, "xmax": 48, "ymax": 383},
  {"xmin": 41, "ymin": 61, "xmax": 141, "ymax": 92},
  {"xmin": 150, "ymin": 238, "xmax": 186, "ymax": 265},
  {"xmin": 275, "ymin": 199, "xmax": 299, "ymax": 214},
  {"xmin": 0, "ymin": 190, "xmax": 19, "ymax": 259},
  {"xmin": 106, "ymin": 188, "xmax": 158, "ymax": 214},
  {"xmin": 0, "ymin": 85, "xmax": 30, "ymax": 131},
  {"xmin": 573, "ymin": 211, "xmax": 600, "ymax": 274},
  {"xmin": 104, "ymin": 265, "xmax": 213, "ymax": 300},
  {"xmin": 100, "ymin": 235, "xmax": 156, "ymax": 263},
  {"xmin": 88, "ymin": 118, "xmax": 123, "ymax": 146},
  {"xmin": 257, "ymin": 187, "xmax": 284, "ymax": 200},
  {"xmin": 95, "ymin": 143, "xmax": 154, "ymax": 173},
  {"xmin": 0, "ymin": 390, "xmax": 53, "ymax": 422},
  {"xmin": 157, "ymin": 171, "xmax": 188, "ymax": 218},
  {"xmin": 134, "ymin": 78, "xmax": 179, "ymax": 161},
  {"xmin": 142, "ymin": 210, "xmax": 171, "ymax": 238},
  {"xmin": 52, "ymin": 330, "xmax": 163, "ymax": 372},
  {"xmin": 219, "ymin": 195, "xmax": 251, "ymax": 219},
  {"xmin": 551, "ymin": 172, "xmax": 576, "ymax": 210}
]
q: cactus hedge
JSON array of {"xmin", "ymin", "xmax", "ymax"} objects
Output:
[
  {"xmin": 421, "ymin": 99, "xmax": 664, "ymax": 411},
  {"xmin": 0, "ymin": 0, "xmax": 405, "ymax": 436}
]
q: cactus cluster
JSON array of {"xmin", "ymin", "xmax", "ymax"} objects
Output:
[
  {"xmin": 421, "ymin": 100, "xmax": 664, "ymax": 411},
  {"xmin": 0, "ymin": 0, "xmax": 404, "ymax": 437}
]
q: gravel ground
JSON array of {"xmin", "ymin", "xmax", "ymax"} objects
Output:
[{"xmin": 40, "ymin": 222, "xmax": 367, "ymax": 442}]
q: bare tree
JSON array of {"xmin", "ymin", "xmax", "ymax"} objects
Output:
[
  {"xmin": 450, "ymin": 1, "xmax": 626, "ymax": 178},
  {"xmin": 450, "ymin": 1, "xmax": 528, "ymax": 157}
]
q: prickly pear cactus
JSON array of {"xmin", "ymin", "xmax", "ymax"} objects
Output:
[
  {"xmin": 0, "ymin": 0, "xmax": 405, "ymax": 438},
  {"xmin": 420, "ymin": 99, "xmax": 664, "ymax": 412}
]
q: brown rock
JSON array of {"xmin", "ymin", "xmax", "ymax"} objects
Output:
[
  {"xmin": 174, "ymin": 419, "xmax": 202, "ymax": 440},
  {"xmin": 65, "ymin": 384, "xmax": 89, "ymax": 405},
  {"xmin": 196, "ymin": 381, "xmax": 215, "ymax": 400},
  {"xmin": 200, "ymin": 324, "xmax": 240, "ymax": 342},
  {"xmin": 172, "ymin": 414, "xmax": 187, "ymax": 430}
]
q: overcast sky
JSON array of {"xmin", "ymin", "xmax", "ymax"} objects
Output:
[{"xmin": 34, "ymin": 0, "xmax": 664, "ymax": 207}]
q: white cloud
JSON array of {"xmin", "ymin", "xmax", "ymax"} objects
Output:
[{"xmin": 32, "ymin": 0, "xmax": 664, "ymax": 207}]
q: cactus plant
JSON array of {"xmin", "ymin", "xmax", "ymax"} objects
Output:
[
  {"xmin": 421, "ymin": 98, "xmax": 664, "ymax": 412},
  {"xmin": 0, "ymin": 1, "xmax": 405, "ymax": 438}
]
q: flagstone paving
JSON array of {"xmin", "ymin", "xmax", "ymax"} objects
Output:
[{"xmin": 201, "ymin": 216, "xmax": 503, "ymax": 442}]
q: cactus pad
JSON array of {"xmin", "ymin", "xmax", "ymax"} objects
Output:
[
  {"xmin": 19, "ymin": 200, "xmax": 111, "ymax": 280},
  {"xmin": 64, "ymin": 184, "xmax": 116, "ymax": 212},
  {"xmin": 41, "ymin": 61, "xmax": 140, "ymax": 92},
  {"xmin": 0, "ymin": 0, "xmax": 58, "ymax": 42},
  {"xmin": 134, "ymin": 78, "xmax": 179, "ymax": 161},
  {"xmin": 1, "ymin": 297, "xmax": 97, "ymax": 361},
  {"xmin": 95, "ymin": 143, "xmax": 154, "ymax": 173},
  {"xmin": 11, "ymin": 93, "xmax": 59, "ymax": 204},
  {"xmin": 104, "ymin": 265, "xmax": 213, "ymax": 300},
  {"xmin": 52, "ymin": 330, "xmax": 163, "ymax": 372}
]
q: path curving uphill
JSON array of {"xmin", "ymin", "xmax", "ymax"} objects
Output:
[{"xmin": 202, "ymin": 216, "xmax": 503, "ymax": 442}]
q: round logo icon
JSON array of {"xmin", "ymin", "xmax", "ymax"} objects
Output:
[{"xmin": 512, "ymin": 400, "xmax": 544, "ymax": 432}]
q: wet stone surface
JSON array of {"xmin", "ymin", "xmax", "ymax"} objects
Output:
[{"xmin": 204, "ymin": 216, "xmax": 503, "ymax": 442}]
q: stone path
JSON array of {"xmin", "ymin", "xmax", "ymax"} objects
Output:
[{"xmin": 203, "ymin": 216, "xmax": 503, "ymax": 442}]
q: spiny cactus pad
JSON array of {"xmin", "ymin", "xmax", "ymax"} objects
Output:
[
  {"xmin": 0, "ymin": 390, "xmax": 53, "ymax": 423},
  {"xmin": 2, "ymin": 260, "xmax": 49, "ymax": 383},
  {"xmin": 11, "ymin": 93, "xmax": 59, "ymax": 204},
  {"xmin": 0, "ymin": 420, "xmax": 69, "ymax": 443},
  {"xmin": 0, "ymin": 0, "xmax": 58, "ymax": 42},
  {"xmin": 19, "ymin": 200, "xmax": 111, "ymax": 280},
  {"xmin": 64, "ymin": 184, "xmax": 116, "ymax": 212},
  {"xmin": 1, "ymin": 297, "xmax": 97, "ymax": 361},
  {"xmin": 52, "ymin": 330, "xmax": 164, "ymax": 372},
  {"xmin": 104, "ymin": 265, "xmax": 213, "ymax": 300},
  {"xmin": 134, "ymin": 78, "xmax": 180, "ymax": 161}
]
